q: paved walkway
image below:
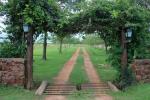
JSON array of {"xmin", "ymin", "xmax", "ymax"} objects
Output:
[
  {"xmin": 82, "ymin": 48, "xmax": 113, "ymax": 100},
  {"xmin": 45, "ymin": 48, "xmax": 80, "ymax": 100}
]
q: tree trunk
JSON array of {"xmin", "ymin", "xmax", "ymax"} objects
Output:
[
  {"xmin": 59, "ymin": 38, "xmax": 63, "ymax": 54},
  {"xmin": 43, "ymin": 32, "xmax": 47, "ymax": 60},
  {"xmin": 22, "ymin": 32, "xmax": 25, "ymax": 42},
  {"xmin": 25, "ymin": 26, "xmax": 34, "ymax": 90},
  {"xmin": 121, "ymin": 28, "xmax": 128, "ymax": 69},
  {"xmin": 104, "ymin": 39, "xmax": 108, "ymax": 53}
]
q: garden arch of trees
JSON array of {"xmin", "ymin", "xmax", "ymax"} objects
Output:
[{"xmin": 0, "ymin": 0, "xmax": 150, "ymax": 90}]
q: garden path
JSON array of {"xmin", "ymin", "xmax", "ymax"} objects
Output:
[
  {"xmin": 45, "ymin": 47, "xmax": 112, "ymax": 100},
  {"xmin": 45, "ymin": 48, "xmax": 80, "ymax": 100},
  {"xmin": 82, "ymin": 48, "xmax": 113, "ymax": 100}
]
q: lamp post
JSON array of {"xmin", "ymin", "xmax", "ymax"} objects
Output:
[
  {"xmin": 126, "ymin": 28, "xmax": 132, "ymax": 63},
  {"xmin": 121, "ymin": 27, "xmax": 132, "ymax": 69},
  {"xmin": 23, "ymin": 24, "xmax": 33, "ymax": 90},
  {"xmin": 126, "ymin": 28, "xmax": 132, "ymax": 42}
]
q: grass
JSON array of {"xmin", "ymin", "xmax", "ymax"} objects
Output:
[
  {"xmin": 87, "ymin": 47, "xmax": 117, "ymax": 82},
  {"xmin": 33, "ymin": 44, "xmax": 77, "ymax": 83},
  {"xmin": 111, "ymin": 83, "xmax": 150, "ymax": 100},
  {"xmin": 0, "ymin": 85, "xmax": 43, "ymax": 100},
  {"xmin": 68, "ymin": 49, "xmax": 94, "ymax": 100},
  {"xmin": 69, "ymin": 51, "xmax": 89, "ymax": 85},
  {"xmin": 0, "ymin": 44, "xmax": 77, "ymax": 100},
  {"xmin": 67, "ymin": 91, "xmax": 93, "ymax": 100}
]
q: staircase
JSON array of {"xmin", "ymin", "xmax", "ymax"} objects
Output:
[
  {"xmin": 44, "ymin": 84, "xmax": 76, "ymax": 95},
  {"xmin": 43, "ymin": 82, "xmax": 111, "ymax": 95}
]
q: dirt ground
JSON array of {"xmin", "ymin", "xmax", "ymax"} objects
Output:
[
  {"xmin": 82, "ymin": 48, "xmax": 113, "ymax": 100},
  {"xmin": 45, "ymin": 48, "xmax": 80, "ymax": 100},
  {"xmin": 45, "ymin": 48, "xmax": 112, "ymax": 100}
]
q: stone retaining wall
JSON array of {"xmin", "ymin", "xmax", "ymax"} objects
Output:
[
  {"xmin": 132, "ymin": 59, "xmax": 150, "ymax": 83},
  {"xmin": 0, "ymin": 58, "xmax": 25, "ymax": 86}
]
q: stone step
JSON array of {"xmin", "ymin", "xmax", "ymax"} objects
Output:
[
  {"xmin": 43, "ymin": 83, "xmax": 111, "ymax": 95},
  {"xmin": 43, "ymin": 91, "xmax": 107, "ymax": 95},
  {"xmin": 46, "ymin": 88, "xmax": 75, "ymax": 91},
  {"xmin": 44, "ymin": 91, "xmax": 106, "ymax": 95},
  {"xmin": 47, "ymin": 85, "xmax": 74, "ymax": 87},
  {"xmin": 44, "ymin": 89, "xmax": 108, "ymax": 93}
]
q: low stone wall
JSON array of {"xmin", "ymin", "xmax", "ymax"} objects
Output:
[
  {"xmin": 0, "ymin": 58, "xmax": 25, "ymax": 86},
  {"xmin": 132, "ymin": 59, "xmax": 150, "ymax": 83}
]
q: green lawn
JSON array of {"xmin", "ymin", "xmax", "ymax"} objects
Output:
[
  {"xmin": 33, "ymin": 44, "xmax": 77, "ymax": 83},
  {"xmin": 69, "ymin": 51, "xmax": 89, "ymax": 85},
  {"xmin": 0, "ymin": 44, "xmax": 77, "ymax": 100},
  {"xmin": 67, "ymin": 91, "xmax": 93, "ymax": 100},
  {"xmin": 87, "ymin": 47, "xmax": 118, "ymax": 82},
  {"xmin": 111, "ymin": 83, "xmax": 150, "ymax": 100},
  {"xmin": 0, "ymin": 85, "xmax": 43, "ymax": 100}
]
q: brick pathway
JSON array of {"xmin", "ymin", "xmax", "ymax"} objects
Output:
[
  {"xmin": 82, "ymin": 48, "xmax": 113, "ymax": 100},
  {"xmin": 45, "ymin": 48, "xmax": 80, "ymax": 100}
]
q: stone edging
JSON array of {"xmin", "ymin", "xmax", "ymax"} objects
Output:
[
  {"xmin": 107, "ymin": 81, "xmax": 119, "ymax": 92},
  {"xmin": 35, "ymin": 81, "xmax": 48, "ymax": 95}
]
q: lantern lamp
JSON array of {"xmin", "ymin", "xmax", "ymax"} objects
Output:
[
  {"xmin": 126, "ymin": 28, "xmax": 132, "ymax": 38},
  {"xmin": 23, "ymin": 24, "xmax": 30, "ymax": 33}
]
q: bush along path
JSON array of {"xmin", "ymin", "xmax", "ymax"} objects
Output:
[
  {"xmin": 82, "ymin": 48, "xmax": 113, "ymax": 100},
  {"xmin": 45, "ymin": 48, "xmax": 80, "ymax": 100}
]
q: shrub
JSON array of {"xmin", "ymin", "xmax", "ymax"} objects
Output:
[{"xmin": 0, "ymin": 42, "xmax": 26, "ymax": 58}]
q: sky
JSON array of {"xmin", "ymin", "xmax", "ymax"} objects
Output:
[
  {"xmin": 0, "ymin": 15, "xmax": 7, "ymax": 42},
  {"xmin": 0, "ymin": 0, "xmax": 8, "ymax": 42}
]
